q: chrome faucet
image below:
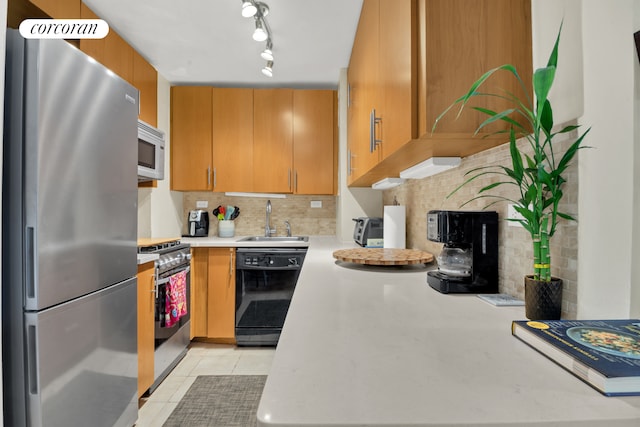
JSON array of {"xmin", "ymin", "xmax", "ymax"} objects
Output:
[
  {"xmin": 265, "ymin": 200, "xmax": 275, "ymax": 237},
  {"xmin": 284, "ymin": 220, "xmax": 291, "ymax": 237}
]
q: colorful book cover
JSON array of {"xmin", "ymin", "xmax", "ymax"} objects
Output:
[{"xmin": 512, "ymin": 319, "xmax": 640, "ymax": 396}]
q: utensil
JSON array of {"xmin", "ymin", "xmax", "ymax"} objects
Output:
[{"xmin": 231, "ymin": 206, "xmax": 240, "ymax": 220}]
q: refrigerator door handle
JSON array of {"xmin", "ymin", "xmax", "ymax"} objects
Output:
[
  {"xmin": 25, "ymin": 226, "xmax": 36, "ymax": 300},
  {"xmin": 25, "ymin": 319, "xmax": 44, "ymax": 425},
  {"xmin": 26, "ymin": 324, "xmax": 39, "ymax": 394}
]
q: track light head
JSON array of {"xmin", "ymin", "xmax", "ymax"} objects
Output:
[
  {"xmin": 253, "ymin": 18, "xmax": 268, "ymax": 42},
  {"xmin": 241, "ymin": 1, "xmax": 257, "ymax": 18},
  {"xmin": 262, "ymin": 61, "xmax": 273, "ymax": 77}
]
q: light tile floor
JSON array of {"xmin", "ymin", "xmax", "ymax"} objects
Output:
[{"xmin": 135, "ymin": 342, "xmax": 276, "ymax": 427}]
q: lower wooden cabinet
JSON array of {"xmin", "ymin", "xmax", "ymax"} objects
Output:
[
  {"xmin": 137, "ymin": 262, "xmax": 155, "ymax": 398},
  {"xmin": 191, "ymin": 248, "xmax": 236, "ymax": 341}
]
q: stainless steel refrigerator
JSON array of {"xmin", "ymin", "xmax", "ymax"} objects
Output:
[{"xmin": 2, "ymin": 30, "xmax": 139, "ymax": 427}]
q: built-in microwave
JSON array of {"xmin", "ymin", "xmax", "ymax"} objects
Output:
[{"xmin": 138, "ymin": 119, "xmax": 165, "ymax": 182}]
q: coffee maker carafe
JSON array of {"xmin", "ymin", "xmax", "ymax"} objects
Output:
[
  {"xmin": 188, "ymin": 210, "xmax": 209, "ymax": 237},
  {"xmin": 426, "ymin": 210, "xmax": 498, "ymax": 294}
]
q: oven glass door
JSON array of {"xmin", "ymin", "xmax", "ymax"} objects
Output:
[{"xmin": 155, "ymin": 266, "xmax": 191, "ymax": 342}]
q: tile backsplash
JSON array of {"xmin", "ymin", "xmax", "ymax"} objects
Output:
[
  {"xmin": 182, "ymin": 193, "xmax": 336, "ymax": 237},
  {"xmin": 384, "ymin": 130, "xmax": 579, "ymax": 319}
]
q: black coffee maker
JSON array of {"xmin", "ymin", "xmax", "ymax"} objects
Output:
[
  {"xmin": 188, "ymin": 209, "xmax": 209, "ymax": 237},
  {"xmin": 426, "ymin": 210, "xmax": 498, "ymax": 294}
]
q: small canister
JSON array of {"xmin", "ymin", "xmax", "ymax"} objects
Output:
[{"xmin": 218, "ymin": 220, "xmax": 235, "ymax": 238}]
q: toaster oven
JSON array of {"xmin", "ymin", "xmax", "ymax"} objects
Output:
[{"xmin": 352, "ymin": 217, "xmax": 384, "ymax": 247}]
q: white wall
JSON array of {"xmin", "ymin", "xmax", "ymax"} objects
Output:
[
  {"xmin": 137, "ymin": 74, "xmax": 183, "ymax": 238},
  {"xmin": 336, "ymin": 68, "xmax": 382, "ymax": 242},
  {"xmin": 578, "ymin": 0, "xmax": 639, "ymax": 317}
]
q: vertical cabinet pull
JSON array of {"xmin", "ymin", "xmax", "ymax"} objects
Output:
[
  {"xmin": 347, "ymin": 149, "xmax": 354, "ymax": 176},
  {"xmin": 207, "ymin": 167, "xmax": 211, "ymax": 188},
  {"xmin": 288, "ymin": 168, "xmax": 292, "ymax": 191},
  {"xmin": 294, "ymin": 170, "xmax": 298, "ymax": 192},
  {"xmin": 213, "ymin": 167, "xmax": 217, "ymax": 189},
  {"xmin": 228, "ymin": 249, "xmax": 234, "ymax": 290},
  {"xmin": 369, "ymin": 108, "xmax": 382, "ymax": 153}
]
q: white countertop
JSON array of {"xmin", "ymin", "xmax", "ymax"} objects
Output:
[
  {"xmin": 181, "ymin": 235, "xmax": 311, "ymax": 248},
  {"xmin": 137, "ymin": 253, "xmax": 159, "ymax": 265},
  {"xmin": 255, "ymin": 236, "xmax": 640, "ymax": 427}
]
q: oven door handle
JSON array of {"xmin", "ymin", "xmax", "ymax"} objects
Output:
[{"xmin": 155, "ymin": 266, "xmax": 191, "ymax": 297}]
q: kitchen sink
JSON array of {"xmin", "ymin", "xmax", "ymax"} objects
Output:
[{"xmin": 237, "ymin": 236, "xmax": 309, "ymax": 242}]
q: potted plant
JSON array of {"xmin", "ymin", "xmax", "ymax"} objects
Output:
[{"xmin": 433, "ymin": 25, "xmax": 589, "ymax": 320}]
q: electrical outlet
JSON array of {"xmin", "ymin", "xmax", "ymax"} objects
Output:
[
  {"xmin": 196, "ymin": 200, "xmax": 208, "ymax": 209},
  {"xmin": 507, "ymin": 204, "xmax": 524, "ymax": 227},
  {"xmin": 310, "ymin": 200, "xmax": 322, "ymax": 208}
]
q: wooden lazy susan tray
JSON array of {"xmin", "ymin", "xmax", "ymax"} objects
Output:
[{"xmin": 332, "ymin": 248, "xmax": 434, "ymax": 266}]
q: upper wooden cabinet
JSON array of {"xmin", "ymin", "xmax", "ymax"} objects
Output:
[
  {"xmin": 211, "ymin": 88, "xmax": 254, "ymax": 192},
  {"xmin": 29, "ymin": 0, "xmax": 79, "ymax": 18},
  {"xmin": 347, "ymin": 0, "xmax": 381, "ymax": 185},
  {"xmin": 171, "ymin": 87, "xmax": 336, "ymax": 195},
  {"xmin": 253, "ymin": 89, "xmax": 294, "ymax": 193},
  {"xmin": 293, "ymin": 90, "xmax": 336, "ymax": 195},
  {"xmin": 347, "ymin": 0, "xmax": 532, "ymax": 186},
  {"xmin": 170, "ymin": 86, "xmax": 213, "ymax": 191},
  {"xmin": 79, "ymin": 4, "xmax": 158, "ymax": 126},
  {"xmin": 132, "ymin": 49, "xmax": 158, "ymax": 127}
]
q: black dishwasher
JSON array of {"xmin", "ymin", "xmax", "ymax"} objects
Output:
[{"xmin": 235, "ymin": 247, "xmax": 307, "ymax": 346}]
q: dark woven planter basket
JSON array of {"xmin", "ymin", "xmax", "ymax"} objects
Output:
[{"xmin": 524, "ymin": 276, "xmax": 563, "ymax": 320}]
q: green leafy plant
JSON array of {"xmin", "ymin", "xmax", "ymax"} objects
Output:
[{"xmin": 433, "ymin": 25, "xmax": 589, "ymax": 282}]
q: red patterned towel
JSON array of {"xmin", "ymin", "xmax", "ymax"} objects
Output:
[{"xmin": 165, "ymin": 270, "xmax": 187, "ymax": 328}]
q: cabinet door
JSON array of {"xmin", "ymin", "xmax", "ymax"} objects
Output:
[
  {"xmin": 347, "ymin": 0, "xmax": 381, "ymax": 184},
  {"xmin": 79, "ymin": 4, "xmax": 104, "ymax": 61},
  {"xmin": 79, "ymin": 4, "xmax": 132, "ymax": 83},
  {"xmin": 30, "ymin": 0, "xmax": 79, "ymax": 18},
  {"xmin": 293, "ymin": 90, "xmax": 335, "ymax": 195},
  {"xmin": 253, "ymin": 89, "xmax": 293, "ymax": 193},
  {"xmin": 170, "ymin": 86, "xmax": 213, "ymax": 191},
  {"xmin": 207, "ymin": 248, "xmax": 236, "ymax": 340},
  {"xmin": 136, "ymin": 262, "xmax": 155, "ymax": 397},
  {"xmin": 133, "ymin": 50, "xmax": 158, "ymax": 127},
  {"xmin": 379, "ymin": 0, "xmax": 415, "ymax": 158},
  {"xmin": 212, "ymin": 88, "xmax": 254, "ymax": 192},
  {"xmin": 190, "ymin": 248, "xmax": 209, "ymax": 338}
]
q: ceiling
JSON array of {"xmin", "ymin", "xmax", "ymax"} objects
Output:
[{"xmin": 83, "ymin": 0, "xmax": 364, "ymax": 88}]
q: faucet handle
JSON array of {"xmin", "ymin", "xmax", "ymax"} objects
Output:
[{"xmin": 284, "ymin": 220, "xmax": 291, "ymax": 237}]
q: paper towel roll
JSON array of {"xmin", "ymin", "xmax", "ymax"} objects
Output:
[{"xmin": 383, "ymin": 205, "xmax": 406, "ymax": 249}]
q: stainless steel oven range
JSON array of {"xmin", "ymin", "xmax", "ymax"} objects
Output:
[
  {"xmin": 138, "ymin": 240, "xmax": 191, "ymax": 392},
  {"xmin": 235, "ymin": 247, "xmax": 307, "ymax": 346}
]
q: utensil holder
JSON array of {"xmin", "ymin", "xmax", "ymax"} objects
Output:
[{"xmin": 218, "ymin": 220, "xmax": 235, "ymax": 238}]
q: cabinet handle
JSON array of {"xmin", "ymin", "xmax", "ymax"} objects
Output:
[
  {"xmin": 294, "ymin": 170, "xmax": 298, "ymax": 192},
  {"xmin": 213, "ymin": 167, "xmax": 217, "ymax": 189},
  {"xmin": 207, "ymin": 167, "xmax": 211, "ymax": 188},
  {"xmin": 288, "ymin": 168, "xmax": 292, "ymax": 191},
  {"xmin": 347, "ymin": 84, "xmax": 351, "ymax": 108},
  {"xmin": 369, "ymin": 109, "xmax": 382, "ymax": 153},
  {"xmin": 228, "ymin": 249, "xmax": 234, "ymax": 287},
  {"xmin": 347, "ymin": 149, "xmax": 353, "ymax": 176}
]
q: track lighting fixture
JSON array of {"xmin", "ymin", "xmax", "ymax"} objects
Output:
[
  {"xmin": 262, "ymin": 61, "xmax": 273, "ymax": 77},
  {"xmin": 241, "ymin": 1, "xmax": 275, "ymax": 76},
  {"xmin": 241, "ymin": 1, "xmax": 258, "ymax": 18},
  {"xmin": 261, "ymin": 41, "xmax": 274, "ymax": 61},
  {"xmin": 252, "ymin": 19, "xmax": 268, "ymax": 42}
]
